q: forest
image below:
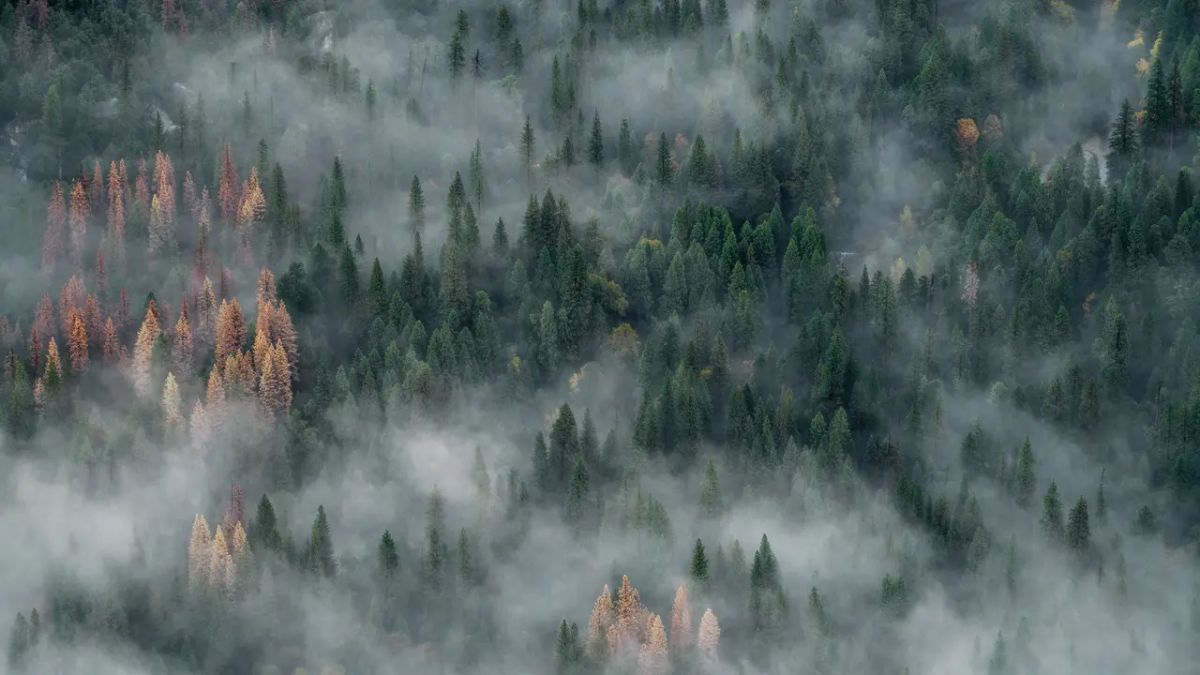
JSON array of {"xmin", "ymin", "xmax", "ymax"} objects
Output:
[{"xmin": 2, "ymin": 0, "xmax": 1200, "ymax": 672}]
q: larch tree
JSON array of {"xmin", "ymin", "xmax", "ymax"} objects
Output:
[
  {"xmin": 696, "ymin": 608, "xmax": 720, "ymax": 664},
  {"xmin": 638, "ymin": 613, "xmax": 669, "ymax": 675},
  {"xmin": 210, "ymin": 526, "xmax": 235, "ymax": 597},
  {"xmin": 218, "ymin": 143, "xmax": 239, "ymax": 224},
  {"xmin": 132, "ymin": 306, "xmax": 163, "ymax": 398},
  {"xmin": 271, "ymin": 300, "xmax": 298, "ymax": 381},
  {"xmin": 172, "ymin": 312, "xmax": 193, "ymax": 376},
  {"xmin": 615, "ymin": 575, "xmax": 646, "ymax": 655},
  {"xmin": 669, "ymin": 585, "xmax": 692, "ymax": 660},
  {"xmin": 67, "ymin": 178, "xmax": 89, "ymax": 266},
  {"xmin": 162, "ymin": 372, "xmax": 183, "ymax": 428},
  {"xmin": 43, "ymin": 337, "xmax": 63, "ymax": 395},
  {"xmin": 189, "ymin": 399, "xmax": 210, "ymax": 448},
  {"xmin": 587, "ymin": 584, "xmax": 615, "ymax": 661},
  {"xmin": 41, "ymin": 181, "xmax": 65, "ymax": 276},
  {"xmin": 59, "ymin": 275, "xmax": 86, "ymax": 335},
  {"xmin": 106, "ymin": 162, "xmax": 126, "ymax": 272},
  {"xmin": 214, "ymin": 298, "xmax": 246, "ymax": 367},
  {"xmin": 67, "ymin": 311, "xmax": 88, "ymax": 374},
  {"xmin": 188, "ymin": 514, "xmax": 212, "ymax": 592},
  {"xmin": 101, "ymin": 317, "xmax": 119, "ymax": 364},
  {"xmin": 408, "ymin": 175, "xmax": 425, "ymax": 235},
  {"xmin": 196, "ymin": 277, "xmax": 217, "ymax": 342}
]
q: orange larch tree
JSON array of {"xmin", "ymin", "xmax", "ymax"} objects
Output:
[
  {"xmin": 162, "ymin": 372, "xmax": 183, "ymax": 428},
  {"xmin": 587, "ymin": 584, "xmax": 616, "ymax": 662},
  {"xmin": 637, "ymin": 614, "xmax": 669, "ymax": 675},
  {"xmin": 58, "ymin": 275, "xmax": 86, "ymax": 336},
  {"xmin": 102, "ymin": 317, "xmax": 119, "ymax": 364},
  {"xmin": 669, "ymin": 585, "xmax": 692, "ymax": 660},
  {"xmin": 89, "ymin": 160, "xmax": 104, "ymax": 208},
  {"xmin": 218, "ymin": 143, "xmax": 239, "ymax": 224},
  {"xmin": 182, "ymin": 170, "xmax": 197, "ymax": 221},
  {"xmin": 107, "ymin": 160, "xmax": 127, "ymax": 272},
  {"xmin": 188, "ymin": 514, "xmax": 212, "ymax": 592},
  {"xmin": 196, "ymin": 277, "xmax": 217, "ymax": 343},
  {"xmin": 272, "ymin": 300, "xmax": 298, "ymax": 382}
]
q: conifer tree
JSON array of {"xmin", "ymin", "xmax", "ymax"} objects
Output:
[
  {"xmin": 67, "ymin": 312, "xmax": 88, "ymax": 374},
  {"xmin": 587, "ymin": 584, "xmax": 615, "ymax": 661},
  {"xmin": 188, "ymin": 514, "xmax": 212, "ymax": 592},
  {"xmin": 308, "ymin": 505, "xmax": 336, "ymax": 578},
  {"xmin": 1041, "ymin": 481, "xmax": 1064, "ymax": 542},
  {"xmin": 162, "ymin": 372, "xmax": 183, "ymax": 428},
  {"xmin": 132, "ymin": 307, "xmax": 162, "ymax": 398},
  {"xmin": 670, "ymin": 585, "xmax": 693, "ymax": 660},
  {"xmin": 638, "ymin": 614, "xmax": 669, "ymax": 675},
  {"xmin": 697, "ymin": 608, "xmax": 720, "ymax": 664},
  {"xmin": 67, "ymin": 179, "xmax": 89, "ymax": 266},
  {"xmin": 41, "ymin": 181, "xmax": 65, "ymax": 276}
]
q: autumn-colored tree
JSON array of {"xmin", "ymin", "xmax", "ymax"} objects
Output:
[
  {"xmin": 67, "ymin": 311, "xmax": 88, "ymax": 374},
  {"xmin": 107, "ymin": 162, "xmax": 126, "ymax": 272},
  {"xmin": 196, "ymin": 277, "xmax": 217, "ymax": 341},
  {"xmin": 101, "ymin": 317, "xmax": 119, "ymax": 364},
  {"xmin": 44, "ymin": 337, "xmax": 63, "ymax": 393},
  {"xmin": 84, "ymin": 294, "xmax": 102, "ymax": 344},
  {"xmin": 183, "ymin": 170, "xmax": 197, "ymax": 220},
  {"xmin": 638, "ymin": 614, "xmax": 669, "ymax": 675},
  {"xmin": 224, "ymin": 484, "xmax": 246, "ymax": 533},
  {"xmin": 214, "ymin": 298, "xmax": 246, "ymax": 367},
  {"xmin": 587, "ymin": 584, "xmax": 616, "ymax": 661},
  {"xmin": 135, "ymin": 158, "xmax": 150, "ymax": 207},
  {"xmin": 67, "ymin": 179, "xmax": 89, "ymax": 266},
  {"xmin": 132, "ymin": 306, "xmax": 163, "ymax": 398},
  {"xmin": 956, "ymin": 118, "xmax": 980, "ymax": 156},
  {"xmin": 271, "ymin": 300, "xmax": 298, "ymax": 381},
  {"xmin": 258, "ymin": 343, "xmax": 291, "ymax": 418},
  {"xmin": 252, "ymin": 326, "xmax": 271, "ymax": 374},
  {"xmin": 231, "ymin": 521, "xmax": 249, "ymax": 572},
  {"xmin": 89, "ymin": 160, "xmax": 104, "ymax": 208},
  {"xmin": 209, "ymin": 526, "xmax": 234, "ymax": 597},
  {"xmin": 256, "ymin": 268, "xmax": 276, "ymax": 307},
  {"xmin": 27, "ymin": 324, "xmax": 42, "ymax": 376},
  {"xmin": 41, "ymin": 181, "xmax": 65, "ymax": 276},
  {"xmin": 238, "ymin": 167, "xmax": 266, "ymax": 232},
  {"xmin": 205, "ymin": 365, "xmax": 226, "ymax": 431},
  {"xmin": 696, "ymin": 608, "xmax": 720, "ymax": 664},
  {"xmin": 149, "ymin": 194, "xmax": 175, "ymax": 254},
  {"xmin": 163, "ymin": 372, "xmax": 183, "ymax": 428},
  {"xmin": 173, "ymin": 312, "xmax": 193, "ymax": 375},
  {"xmin": 218, "ymin": 143, "xmax": 239, "ymax": 223},
  {"xmin": 982, "ymin": 114, "xmax": 1003, "ymax": 144},
  {"xmin": 669, "ymin": 585, "xmax": 692, "ymax": 660},
  {"xmin": 59, "ymin": 275, "xmax": 86, "ymax": 336},
  {"xmin": 188, "ymin": 514, "xmax": 212, "ymax": 592},
  {"xmin": 614, "ymin": 575, "xmax": 647, "ymax": 655},
  {"xmin": 189, "ymin": 399, "xmax": 210, "ymax": 448}
]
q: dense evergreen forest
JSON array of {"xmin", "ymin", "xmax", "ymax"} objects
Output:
[{"xmin": 3, "ymin": 0, "xmax": 1200, "ymax": 672}]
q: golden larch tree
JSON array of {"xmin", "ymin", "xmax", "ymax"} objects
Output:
[
  {"xmin": 637, "ymin": 614, "xmax": 669, "ymax": 675},
  {"xmin": 67, "ymin": 311, "xmax": 88, "ymax": 374},
  {"xmin": 67, "ymin": 179, "xmax": 90, "ymax": 266},
  {"xmin": 209, "ymin": 527, "xmax": 234, "ymax": 597},
  {"xmin": 189, "ymin": 399, "xmax": 210, "ymax": 448},
  {"xmin": 188, "ymin": 514, "xmax": 212, "ymax": 592},
  {"xmin": 41, "ymin": 181, "xmax": 65, "ymax": 276},
  {"xmin": 256, "ymin": 268, "xmax": 276, "ymax": 307},
  {"xmin": 149, "ymin": 194, "xmax": 175, "ymax": 254},
  {"xmin": 272, "ymin": 300, "xmax": 298, "ymax": 381},
  {"xmin": 669, "ymin": 585, "xmax": 692, "ymax": 660},
  {"xmin": 83, "ymin": 294, "xmax": 102, "ymax": 345},
  {"xmin": 44, "ymin": 337, "xmax": 64, "ymax": 389},
  {"xmin": 182, "ymin": 170, "xmax": 197, "ymax": 220},
  {"xmin": 162, "ymin": 372, "xmax": 183, "ymax": 428},
  {"xmin": 205, "ymin": 365, "xmax": 226, "ymax": 432},
  {"xmin": 132, "ymin": 306, "xmax": 163, "ymax": 398},
  {"xmin": 252, "ymin": 326, "xmax": 271, "ymax": 375}
]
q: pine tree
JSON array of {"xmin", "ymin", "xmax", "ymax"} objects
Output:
[
  {"xmin": 1067, "ymin": 497, "xmax": 1090, "ymax": 555},
  {"xmin": 521, "ymin": 116, "xmax": 536, "ymax": 183},
  {"xmin": 172, "ymin": 312, "xmax": 193, "ymax": 376},
  {"xmin": 655, "ymin": 132, "xmax": 673, "ymax": 186},
  {"xmin": 210, "ymin": 527, "xmax": 234, "ymax": 597},
  {"xmin": 690, "ymin": 539, "xmax": 710, "ymax": 589},
  {"xmin": 1041, "ymin": 481, "xmax": 1064, "ymax": 541},
  {"xmin": 615, "ymin": 575, "xmax": 645, "ymax": 654},
  {"xmin": 308, "ymin": 505, "xmax": 336, "ymax": 578},
  {"xmin": 251, "ymin": 493, "xmax": 282, "ymax": 552},
  {"xmin": 214, "ymin": 298, "xmax": 246, "ymax": 367},
  {"xmin": 1014, "ymin": 439, "xmax": 1035, "ymax": 509},
  {"xmin": 588, "ymin": 111, "xmax": 604, "ymax": 167},
  {"xmin": 699, "ymin": 459, "xmax": 722, "ymax": 517}
]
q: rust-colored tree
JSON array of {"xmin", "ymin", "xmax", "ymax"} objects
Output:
[
  {"xmin": 173, "ymin": 312, "xmax": 194, "ymax": 376},
  {"xmin": 696, "ymin": 608, "xmax": 720, "ymax": 665},
  {"xmin": 669, "ymin": 585, "xmax": 692, "ymax": 661},
  {"xmin": 218, "ymin": 144, "xmax": 239, "ymax": 224},
  {"xmin": 41, "ymin": 181, "xmax": 65, "ymax": 276},
  {"xmin": 637, "ymin": 614, "xmax": 669, "ymax": 675},
  {"xmin": 107, "ymin": 161, "xmax": 127, "ymax": 272},
  {"xmin": 188, "ymin": 514, "xmax": 212, "ymax": 592},
  {"xmin": 102, "ymin": 317, "xmax": 119, "ymax": 364},
  {"xmin": 132, "ymin": 306, "xmax": 163, "ymax": 398},
  {"xmin": 59, "ymin": 275, "xmax": 86, "ymax": 336},
  {"xmin": 214, "ymin": 298, "xmax": 246, "ymax": 367},
  {"xmin": 587, "ymin": 584, "xmax": 616, "ymax": 662},
  {"xmin": 67, "ymin": 311, "xmax": 88, "ymax": 374},
  {"xmin": 67, "ymin": 179, "xmax": 90, "ymax": 266}
]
